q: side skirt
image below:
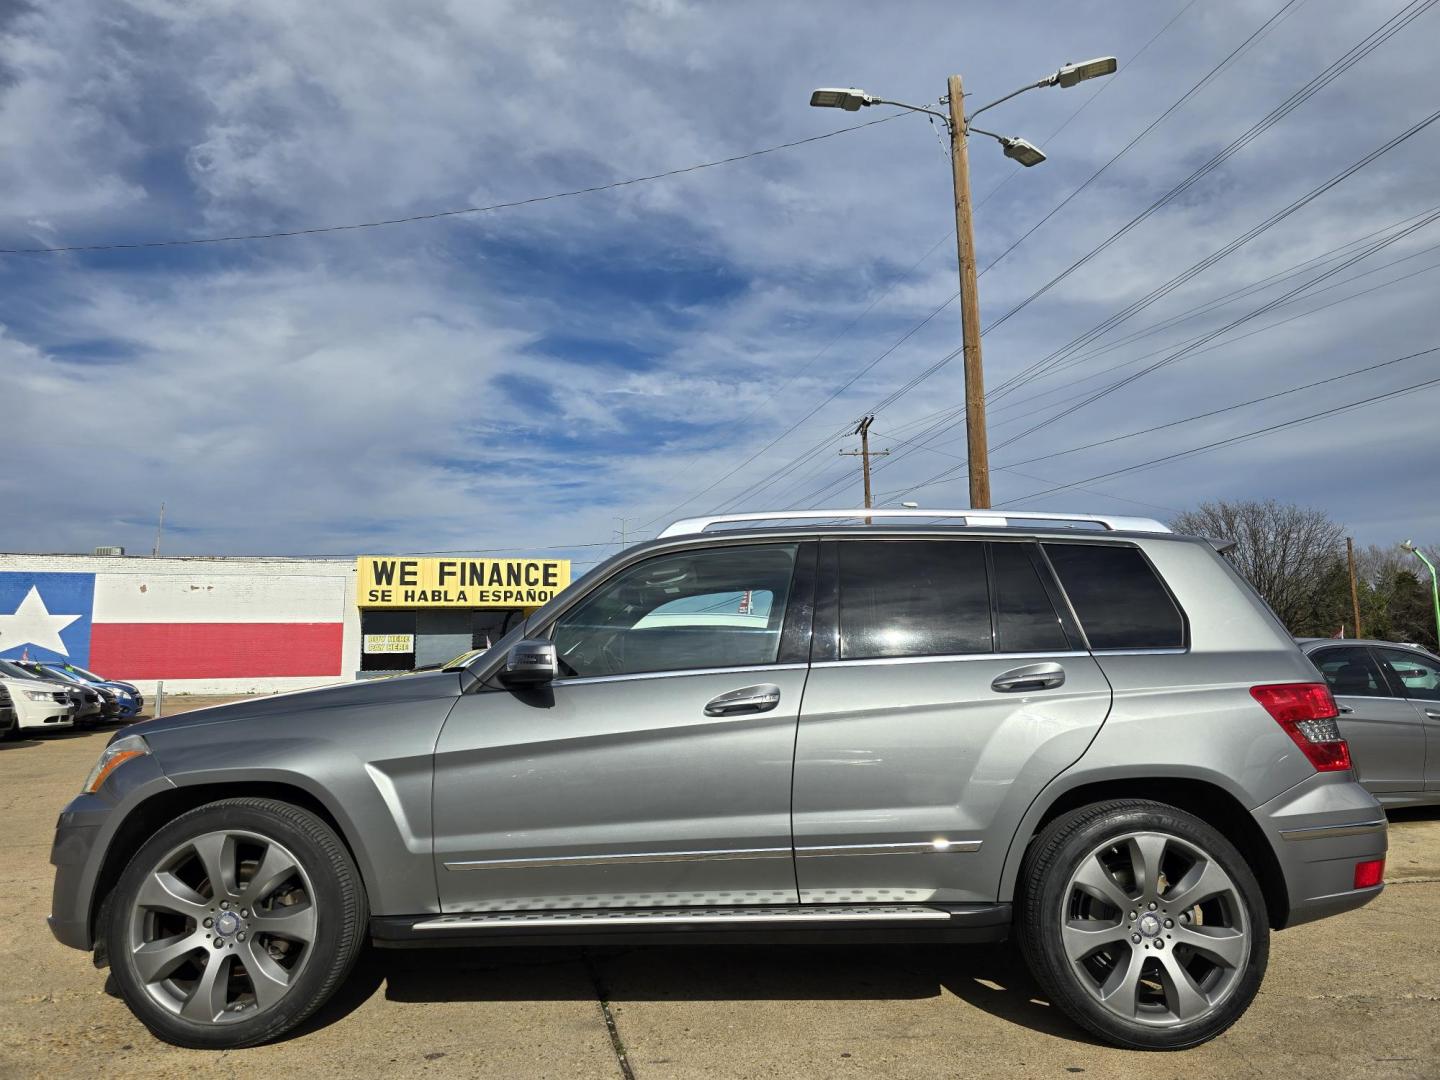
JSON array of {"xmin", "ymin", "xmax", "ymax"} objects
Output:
[{"xmin": 370, "ymin": 902, "xmax": 1012, "ymax": 949}]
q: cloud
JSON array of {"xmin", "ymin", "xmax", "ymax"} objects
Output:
[{"xmin": 1, "ymin": 0, "xmax": 1438, "ymax": 562}]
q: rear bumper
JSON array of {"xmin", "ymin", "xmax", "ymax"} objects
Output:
[{"xmin": 1254, "ymin": 772, "xmax": 1387, "ymax": 929}]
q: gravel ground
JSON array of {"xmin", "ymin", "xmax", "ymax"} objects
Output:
[{"xmin": 1, "ymin": 697, "xmax": 1436, "ymax": 1079}]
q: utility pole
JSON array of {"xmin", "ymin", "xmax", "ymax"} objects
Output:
[
  {"xmin": 808, "ymin": 59, "xmax": 1116, "ymax": 512},
  {"xmin": 1346, "ymin": 537, "xmax": 1363, "ymax": 639},
  {"xmin": 613, "ymin": 517, "xmax": 637, "ymax": 550},
  {"xmin": 152, "ymin": 501, "xmax": 165, "ymax": 558},
  {"xmin": 840, "ymin": 415, "xmax": 889, "ymax": 524},
  {"xmin": 948, "ymin": 74, "xmax": 990, "ymax": 511}
]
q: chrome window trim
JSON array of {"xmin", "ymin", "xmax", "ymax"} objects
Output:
[
  {"xmin": 1089, "ymin": 647, "xmax": 1189, "ymax": 657},
  {"xmin": 795, "ymin": 840, "xmax": 982, "ymax": 858},
  {"xmin": 551, "ymin": 662, "xmax": 809, "ymax": 688},
  {"xmin": 445, "ymin": 846, "xmax": 793, "ymax": 871},
  {"xmin": 1278, "ymin": 820, "xmax": 1387, "ymax": 841},
  {"xmin": 810, "ymin": 651, "xmax": 1088, "ymax": 670}
]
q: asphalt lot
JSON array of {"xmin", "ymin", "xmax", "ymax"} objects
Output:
[{"xmin": 1, "ymin": 699, "xmax": 1438, "ymax": 1079}]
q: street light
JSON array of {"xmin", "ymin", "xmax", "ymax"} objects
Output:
[
  {"xmin": 1400, "ymin": 541, "xmax": 1440, "ymax": 648},
  {"xmin": 809, "ymin": 55, "xmax": 1118, "ymax": 509}
]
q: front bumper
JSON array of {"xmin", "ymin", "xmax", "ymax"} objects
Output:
[
  {"xmin": 1254, "ymin": 771, "xmax": 1388, "ymax": 928},
  {"xmin": 47, "ymin": 755, "xmax": 174, "ymax": 952},
  {"xmin": 48, "ymin": 815, "xmax": 103, "ymax": 950}
]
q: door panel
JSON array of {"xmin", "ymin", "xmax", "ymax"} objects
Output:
[
  {"xmin": 792, "ymin": 652, "xmax": 1111, "ymax": 904},
  {"xmin": 1372, "ymin": 647, "xmax": 1440, "ymax": 792},
  {"xmin": 793, "ymin": 537, "xmax": 1111, "ymax": 906},
  {"xmin": 1311, "ymin": 646, "xmax": 1424, "ymax": 793},
  {"xmin": 431, "ymin": 539, "xmax": 816, "ymax": 914},
  {"xmin": 434, "ymin": 668, "xmax": 807, "ymax": 911}
]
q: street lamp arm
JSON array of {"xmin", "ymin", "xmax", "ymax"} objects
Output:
[
  {"xmin": 866, "ymin": 98, "xmax": 951, "ymax": 125},
  {"xmin": 964, "ymin": 124, "xmax": 1006, "ymax": 142},
  {"xmin": 964, "ymin": 78, "xmax": 1052, "ymax": 124}
]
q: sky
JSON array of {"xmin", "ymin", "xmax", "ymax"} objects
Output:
[{"xmin": 1, "ymin": 0, "xmax": 1438, "ymax": 566}]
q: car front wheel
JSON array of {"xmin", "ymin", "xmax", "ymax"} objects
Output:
[
  {"xmin": 105, "ymin": 797, "xmax": 367, "ymax": 1049},
  {"xmin": 1017, "ymin": 799, "xmax": 1269, "ymax": 1050}
]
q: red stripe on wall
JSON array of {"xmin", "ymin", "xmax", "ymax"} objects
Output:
[{"xmin": 90, "ymin": 623, "xmax": 344, "ymax": 679}]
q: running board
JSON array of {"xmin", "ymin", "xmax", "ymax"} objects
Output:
[
  {"xmin": 413, "ymin": 904, "xmax": 950, "ymax": 930},
  {"xmin": 372, "ymin": 903, "xmax": 1011, "ymax": 947}
]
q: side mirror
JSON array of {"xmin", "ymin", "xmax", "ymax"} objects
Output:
[{"xmin": 500, "ymin": 639, "xmax": 558, "ymax": 685}]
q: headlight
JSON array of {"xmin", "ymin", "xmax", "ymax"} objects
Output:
[
  {"xmin": 24, "ymin": 690, "xmax": 53, "ymax": 701},
  {"xmin": 81, "ymin": 734, "xmax": 151, "ymax": 793}
]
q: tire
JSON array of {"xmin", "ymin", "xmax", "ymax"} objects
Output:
[
  {"xmin": 104, "ymin": 797, "xmax": 367, "ymax": 1049},
  {"xmin": 1017, "ymin": 799, "xmax": 1269, "ymax": 1050}
]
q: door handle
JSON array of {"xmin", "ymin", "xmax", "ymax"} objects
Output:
[
  {"xmin": 1425, "ymin": 708, "xmax": 1440, "ymax": 721},
  {"xmin": 1338, "ymin": 705, "xmax": 1354, "ymax": 714},
  {"xmin": 704, "ymin": 684, "xmax": 782, "ymax": 717},
  {"xmin": 992, "ymin": 663, "xmax": 1066, "ymax": 693}
]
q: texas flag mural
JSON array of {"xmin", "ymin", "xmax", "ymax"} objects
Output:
[{"xmin": 0, "ymin": 571, "xmax": 344, "ymax": 680}]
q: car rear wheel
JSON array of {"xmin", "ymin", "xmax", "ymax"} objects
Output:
[
  {"xmin": 105, "ymin": 797, "xmax": 366, "ymax": 1048},
  {"xmin": 1018, "ymin": 799, "xmax": 1268, "ymax": 1050}
]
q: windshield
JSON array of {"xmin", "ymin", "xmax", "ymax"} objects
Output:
[
  {"xmin": 0, "ymin": 659, "xmax": 50, "ymax": 681},
  {"xmin": 63, "ymin": 664, "xmax": 103, "ymax": 682}
]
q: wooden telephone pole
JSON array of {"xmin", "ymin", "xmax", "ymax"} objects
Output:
[
  {"xmin": 1346, "ymin": 536, "xmax": 1363, "ymax": 638},
  {"xmin": 840, "ymin": 416, "xmax": 890, "ymax": 523},
  {"xmin": 948, "ymin": 74, "xmax": 991, "ymax": 510}
]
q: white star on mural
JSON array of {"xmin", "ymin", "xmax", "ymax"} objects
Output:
[{"xmin": 0, "ymin": 586, "xmax": 81, "ymax": 655}]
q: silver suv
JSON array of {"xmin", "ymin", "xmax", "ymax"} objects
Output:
[{"xmin": 49, "ymin": 510, "xmax": 1386, "ymax": 1052}]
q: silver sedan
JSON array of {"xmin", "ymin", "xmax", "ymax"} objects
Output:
[{"xmin": 1300, "ymin": 637, "xmax": 1440, "ymax": 806}]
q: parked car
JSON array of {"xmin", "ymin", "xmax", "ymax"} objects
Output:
[
  {"xmin": 11, "ymin": 663, "xmax": 104, "ymax": 728},
  {"xmin": 50, "ymin": 509, "xmax": 1385, "ymax": 1052},
  {"xmin": 1298, "ymin": 638, "xmax": 1440, "ymax": 806},
  {"xmin": 34, "ymin": 661, "xmax": 143, "ymax": 717},
  {"xmin": 0, "ymin": 658, "xmax": 77, "ymax": 734},
  {"xmin": 21, "ymin": 661, "xmax": 133, "ymax": 721},
  {"xmin": 0, "ymin": 683, "xmax": 17, "ymax": 738}
]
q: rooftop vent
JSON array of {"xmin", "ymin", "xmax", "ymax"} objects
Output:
[{"xmin": 93, "ymin": 546, "xmax": 125, "ymax": 556}]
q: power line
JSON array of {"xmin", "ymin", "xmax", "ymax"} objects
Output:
[
  {"xmin": 851, "ymin": 203, "xmax": 1440, "ymax": 461},
  {"xmin": 873, "ymin": 109, "xmax": 1440, "ymax": 497},
  {"xmin": 874, "ymin": 345, "xmax": 1440, "ymax": 498},
  {"xmin": 984, "ymin": 0, "xmax": 1440, "ymax": 400},
  {"xmin": 990, "ymin": 179, "xmax": 1440, "ymax": 452},
  {"xmin": 801, "ymin": 216, "xmax": 1440, "ymax": 511},
  {"xmin": 993, "ymin": 375, "xmax": 1440, "ymax": 507},
  {"xmin": 0, "ymin": 115, "xmax": 904, "ymax": 255},
  {"xmin": 976, "ymin": 0, "xmax": 1307, "ymax": 281},
  {"xmin": 634, "ymin": 0, "xmax": 1226, "ymax": 525},
  {"xmin": 690, "ymin": 0, "xmax": 1389, "ymax": 516}
]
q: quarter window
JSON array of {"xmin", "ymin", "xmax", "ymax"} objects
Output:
[
  {"xmin": 1376, "ymin": 648, "xmax": 1440, "ymax": 702},
  {"xmin": 838, "ymin": 541, "xmax": 990, "ymax": 659},
  {"xmin": 1044, "ymin": 543, "xmax": 1184, "ymax": 650},
  {"xmin": 550, "ymin": 544, "xmax": 798, "ymax": 678},
  {"xmin": 1311, "ymin": 646, "xmax": 1390, "ymax": 698}
]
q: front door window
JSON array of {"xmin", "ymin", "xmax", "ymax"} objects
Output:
[{"xmin": 550, "ymin": 544, "xmax": 799, "ymax": 678}]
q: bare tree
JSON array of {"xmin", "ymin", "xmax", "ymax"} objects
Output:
[{"xmin": 1171, "ymin": 500, "xmax": 1346, "ymax": 630}]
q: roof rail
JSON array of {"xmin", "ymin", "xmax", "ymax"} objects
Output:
[{"xmin": 656, "ymin": 508, "xmax": 1172, "ymax": 539}]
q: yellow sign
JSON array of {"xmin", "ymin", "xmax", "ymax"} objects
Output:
[
  {"xmin": 362, "ymin": 634, "xmax": 415, "ymax": 654},
  {"xmin": 356, "ymin": 556, "xmax": 571, "ymax": 608}
]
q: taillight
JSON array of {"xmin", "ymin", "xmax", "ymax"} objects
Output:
[{"xmin": 1250, "ymin": 683, "xmax": 1352, "ymax": 772}]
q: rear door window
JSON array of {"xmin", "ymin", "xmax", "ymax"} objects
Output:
[
  {"xmin": 1043, "ymin": 543, "xmax": 1185, "ymax": 650},
  {"xmin": 1311, "ymin": 646, "xmax": 1391, "ymax": 697},
  {"xmin": 837, "ymin": 540, "xmax": 990, "ymax": 659},
  {"xmin": 991, "ymin": 543, "xmax": 1070, "ymax": 653}
]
